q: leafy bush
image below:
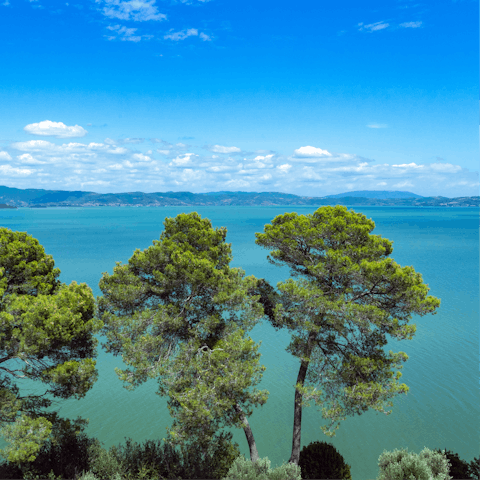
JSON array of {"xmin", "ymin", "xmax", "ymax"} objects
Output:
[
  {"xmin": 298, "ymin": 440, "xmax": 352, "ymax": 480},
  {"xmin": 221, "ymin": 455, "xmax": 302, "ymax": 480},
  {"xmin": 468, "ymin": 456, "xmax": 480, "ymax": 480},
  {"xmin": 94, "ymin": 429, "xmax": 241, "ymax": 480},
  {"xmin": 375, "ymin": 446, "xmax": 452, "ymax": 480},
  {"xmin": 86, "ymin": 441, "xmax": 127, "ymax": 480},
  {"xmin": 432, "ymin": 449, "xmax": 477, "ymax": 479},
  {"xmin": 78, "ymin": 471, "xmax": 101, "ymax": 480},
  {"xmin": 0, "ymin": 415, "xmax": 98, "ymax": 480}
]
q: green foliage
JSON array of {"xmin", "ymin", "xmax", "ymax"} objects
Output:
[
  {"xmin": 297, "ymin": 440, "xmax": 352, "ymax": 480},
  {"xmin": 160, "ymin": 325, "xmax": 269, "ymax": 451},
  {"xmin": 78, "ymin": 472, "xmax": 102, "ymax": 480},
  {"xmin": 86, "ymin": 430, "xmax": 241, "ymax": 480},
  {"xmin": 432, "ymin": 449, "xmax": 478, "ymax": 479},
  {"xmin": 255, "ymin": 205, "xmax": 441, "ymax": 444},
  {"xmin": 86, "ymin": 441, "xmax": 128, "ymax": 480},
  {"xmin": 468, "ymin": 456, "xmax": 480, "ymax": 480},
  {"xmin": 221, "ymin": 455, "xmax": 302, "ymax": 480},
  {"xmin": 0, "ymin": 228, "xmax": 102, "ymax": 464},
  {"xmin": 98, "ymin": 212, "xmax": 267, "ymax": 459},
  {"xmin": 375, "ymin": 447, "xmax": 453, "ymax": 480},
  {"xmin": 0, "ymin": 414, "xmax": 100, "ymax": 479}
]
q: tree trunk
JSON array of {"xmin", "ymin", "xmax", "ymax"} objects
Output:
[
  {"xmin": 288, "ymin": 329, "xmax": 317, "ymax": 465},
  {"xmin": 234, "ymin": 401, "xmax": 260, "ymax": 463}
]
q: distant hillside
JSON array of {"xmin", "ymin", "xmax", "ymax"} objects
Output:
[
  {"xmin": 0, "ymin": 186, "xmax": 477, "ymax": 207},
  {"xmin": 322, "ymin": 190, "xmax": 424, "ymax": 199}
]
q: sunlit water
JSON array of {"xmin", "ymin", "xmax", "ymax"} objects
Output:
[{"xmin": 0, "ymin": 206, "xmax": 478, "ymax": 480}]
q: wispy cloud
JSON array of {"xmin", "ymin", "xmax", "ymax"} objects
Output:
[
  {"xmin": 206, "ymin": 145, "xmax": 241, "ymax": 154},
  {"xmin": 101, "ymin": 0, "xmax": 166, "ymax": 22},
  {"xmin": 400, "ymin": 21, "xmax": 423, "ymax": 28},
  {"xmin": 105, "ymin": 24, "xmax": 153, "ymax": 42},
  {"xmin": 164, "ymin": 28, "xmax": 211, "ymax": 41},
  {"xmin": 1, "ymin": 131, "xmax": 477, "ymax": 197},
  {"xmin": 358, "ymin": 21, "xmax": 390, "ymax": 32},
  {"xmin": 367, "ymin": 124, "xmax": 388, "ymax": 128},
  {"xmin": 24, "ymin": 120, "xmax": 88, "ymax": 138},
  {"xmin": 105, "ymin": 137, "xmax": 145, "ymax": 144}
]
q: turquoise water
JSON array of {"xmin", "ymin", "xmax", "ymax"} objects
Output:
[{"xmin": 0, "ymin": 206, "xmax": 478, "ymax": 480}]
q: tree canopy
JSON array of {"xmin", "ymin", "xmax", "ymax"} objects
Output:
[
  {"xmin": 97, "ymin": 212, "xmax": 268, "ymax": 462},
  {"xmin": 0, "ymin": 228, "xmax": 101, "ymax": 464},
  {"xmin": 254, "ymin": 205, "xmax": 441, "ymax": 463}
]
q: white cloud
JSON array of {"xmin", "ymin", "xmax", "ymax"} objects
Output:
[
  {"xmin": 199, "ymin": 32, "xmax": 211, "ymax": 41},
  {"xmin": 11, "ymin": 140, "xmax": 128, "ymax": 155},
  {"xmin": 428, "ymin": 163, "xmax": 462, "ymax": 173},
  {"xmin": 24, "ymin": 120, "xmax": 87, "ymax": 138},
  {"xmin": 207, "ymin": 165, "xmax": 232, "ymax": 173},
  {"xmin": 3, "ymin": 129, "xmax": 478, "ymax": 197},
  {"xmin": 17, "ymin": 153, "xmax": 46, "ymax": 165},
  {"xmin": 102, "ymin": 0, "xmax": 166, "ymax": 21},
  {"xmin": 293, "ymin": 146, "xmax": 333, "ymax": 158},
  {"xmin": 208, "ymin": 145, "xmax": 241, "ymax": 154},
  {"xmin": 0, "ymin": 165, "xmax": 34, "ymax": 176},
  {"xmin": 164, "ymin": 28, "xmax": 210, "ymax": 41},
  {"xmin": 254, "ymin": 154, "xmax": 274, "ymax": 161},
  {"xmin": 277, "ymin": 164, "xmax": 292, "ymax": 173},
  {"xmin": 391, "ymin": 162, "xmax": 424, "ymax": 169},
  {"xmin": 169, "ymin": 153, "xmax": 197, "ymax": 166},
  {"xmin": 400, "ymin": 21, "xmax": 422, "ymax": 28},
  {"xmin": 106, "ymin": 24, "xmax": 153, "ymax": 42},
  {"xmin": 367, "ymin": 124, "xmax": 387, "ymax": 128},
  {"xmin": 81, "ymin": 180, "xmax": 111, "ymax": 187},
  {"xmin": 132, "ymin": 153, "xmax": 152, "ymax": 162},
  {"xmin": 358, "ymin": 21, "xmax": 390, "ymax": 32}
]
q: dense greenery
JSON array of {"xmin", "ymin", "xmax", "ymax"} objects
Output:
[
  {"xmin": 97, "ymin": 212, "xmax": 267, "ymax": 462},
  {"xmin": 0, "ymin": 228, "xmax": 102, "ymax": 464},
  {"xmin": 0, "ymin": 212, "xmax": 477, "ymax": 480},
  {"xmin": 0, "ymin": 418, "xmax": 243, "ymax": 479},
  {"xmin": 298, "ymin": 440, "xmax": 352, "ymax": 480},
  {"xmin": 254, "ymin": 205, "xmax": 441, "ymax": 463},
  {"xmin": 0, "ymin": 184, "xmax": 478, "ymax": 207}
]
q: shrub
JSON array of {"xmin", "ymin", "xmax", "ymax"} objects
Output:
[
  {"xmin": 375, "ymin": 446, "xmax": 452, "ymax": 480},
  {"xmin": 101, "ymin": 429, "xmax": 241, "ymax": 480},
  {"xmin": 176, "ymin": 430, "xmax": 243, "ymax": 479},
  {"xmin": 468, "ymin": 456, "xmax": 480, "ymax": 480},
  {"xmin": 432, "ymin": 449, "xmax": 476, "ymax": 479},
  {"xmin": 221, "ymin": 455, "xmax": 302, "ymax": 480},
  {"xmin": 0, "ymin": 415, "xmax": 99, "ymax": 480},
  {"xmin": 86, "ymin": 441, "xmax": 128, "ymax": 480},
  {"xmin": 298, "ymin": 440, "xmax": 352, "ymax": 480},
  {"xmin": 78, "ymin": 472, "xmax": 101, "ymax": 480}
]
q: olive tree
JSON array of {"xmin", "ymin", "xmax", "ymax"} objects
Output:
[
  {"xmin": 0, "ymin": 228, "xmax": 101, "ymax": 464},
  {"xmin": 254, "ymin": 205, "xmax": 441, "ymax": 464},
  {"xmin": 97, "ymin": 212, "xmax": 268, "ymax": 463}
]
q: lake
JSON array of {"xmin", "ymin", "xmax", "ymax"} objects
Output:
[{"xmin": 0, "ymin": 206, "xmax": 478, "ymax": 480}]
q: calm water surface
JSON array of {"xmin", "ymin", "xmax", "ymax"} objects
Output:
[{"xmin": 0, "ymin": 206, "xmax": 478, "ymax": 480}]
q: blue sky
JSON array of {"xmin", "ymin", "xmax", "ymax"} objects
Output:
[{"xmin": 0, "ymin": 0, "xmax": 477, "ymax": 197}]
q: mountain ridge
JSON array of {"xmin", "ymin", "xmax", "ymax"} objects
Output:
[{"xmin": 0, "ymin": 186, "xmax": 477, "ymax": 207}]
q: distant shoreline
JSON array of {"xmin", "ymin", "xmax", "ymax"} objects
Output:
[{"xmin": 0, "ymin": 185, "xmax": 478, "ymax": 208}]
